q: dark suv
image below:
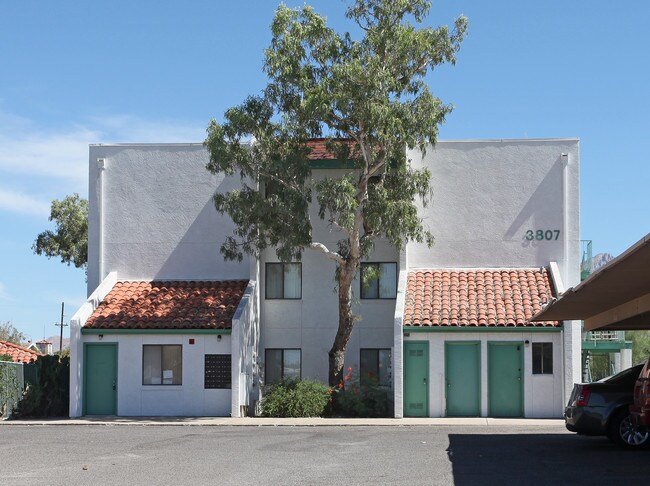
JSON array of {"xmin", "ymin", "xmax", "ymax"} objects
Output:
[{"xmin": 565, "ymin": 363, "xmax": 649, "ymax": 449}]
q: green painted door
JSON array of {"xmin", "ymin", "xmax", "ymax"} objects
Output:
[
  {"xmin": 446, "ymin": 342, "xmax": 480, "ymax": 417},
  {"xmin": 488, "ymin": 342, "xmax": 523, "ymax": 417},
  {"xmin": 85, "ymin": 343, "xmax": 117, "ymax": 415},
  {"xmin": 403, "ymin": 341, "xmax": 428, "ymax": 417}
]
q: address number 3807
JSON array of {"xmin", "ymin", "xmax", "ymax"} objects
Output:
[{"xmin": 525, "ymin": 230, "xmax": 560, "ymax": 241}]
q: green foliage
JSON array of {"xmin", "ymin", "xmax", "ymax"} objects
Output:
[
  {"xmin": 0, "ymin": 362, "xmax": 22, "ymax": 417},
  {"xmin": 626, "ymin": 330, "xmax": 650, "ymax": 364},
  {"xmin": 333, "ymin": 369, "xmax": 390, "ymax": 417},
  {"xmin": 0, "ymin": 321, "xmax": 26, "ymax": 345},
  {"xmin": 261, "ymin": 379, "xmax": 330, "ymax": 417},
  {"xmin": 0, "ymin": 353, "xmax": 12, "ymax": 362},
  {"xmin": 12, "ymin": 355, "xmax": 69, "ymax": 418},
  {"xmin": 32, "ymin": 193, "xmax": 88, "ymax": 269},
  {"xmin": 206, "ymin": 0, "xmax": 466, "ymax": 384}
]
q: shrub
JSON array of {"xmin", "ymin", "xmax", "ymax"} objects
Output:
[
  {"xmin": 333, "ymin": 369, "xmax": 390, "ymax": 418},
  {"xmin": 12, "ymin": 355, "xmax": 69, "ymax": 418},
  {"xmin": 261, "ymin": 379, "xmax": 330, "ymax": 417}
]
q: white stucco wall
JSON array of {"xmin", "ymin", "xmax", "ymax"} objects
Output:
[
  {"xmin": 407, "ymin": 139, "xmax": 580, "ymax": 281},
  {"xmin": 81, "ymin": 332, "xmax": 231, "ymax": 416},
  {"xmin": 231, "ymin": 280, "xmax": 260, "ymax": 417},
  {"xmin": 87, "ymin": 144, "xmax": 250, "ymax": 294},
  {"xmin": 405, "ymin": 331, "xmax": 564, "ymax": 418}
]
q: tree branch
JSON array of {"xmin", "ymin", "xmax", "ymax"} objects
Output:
[{"xmin": 309, "ymin": 242, "xmax": 345, "ymax": 265}]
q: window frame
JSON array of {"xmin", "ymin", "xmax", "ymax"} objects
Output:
[
  {"xmin": 265, "ymin": 348, "xmax": 302, "ymax": 384},
  {"xmin": 265, "ymin": 262, "xmax": 302, "ymax": 300},
  {"xmin": 532, "ymin": 342, "xmax": 553, "ymax": 375},
  {"xmin": 142, "ymin": 344, "xmax": 183, "ymax": 386},
  {"xmin": 360, "ymin": 348, "xmax": 392, "ymax": 388},
  {"xmin": 360, "ymin": 262, "xmax": 398, "ymax": 300}
]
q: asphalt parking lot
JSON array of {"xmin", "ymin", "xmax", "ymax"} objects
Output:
[{"xmin": 1, "ymin": 423, "xmax": 648, "ymax": 485}]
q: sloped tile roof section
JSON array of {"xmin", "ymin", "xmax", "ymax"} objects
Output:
[
  {"xmin": 404, "ymin": 268, "xmax": 558, "ymax": 327},
  {"xmin": 84, "ymin": 280, "xmax": 249, "ymax": 330},
  {"xmin": 0, "ymin": 340, "xmax": 43, "ymax": 363},
  {"xmin": 306, "ymin": 138, "xmax": 355, "ymax": 160}
]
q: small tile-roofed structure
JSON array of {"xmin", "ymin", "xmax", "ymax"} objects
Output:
[
  {"xmin": 0, "ymin": 340, "xmax": 43, "ymax": 363},
  {"xmin": 84, "ymin": 280, "xmax": 249, "ymax": 330},
  {"xmin": 306, "ymin": 138, "xmax": 356, "ymax": 160},
  {"xmin": 404, "ymin": 268, "xmax": 558, "ymax": 327}
]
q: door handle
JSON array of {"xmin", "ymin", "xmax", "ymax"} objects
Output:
[
  {"xmin": 423, "ymin": 378, "xmax": 427, "ymax": 385},
  {"xmin": 112, "ymin": 381, "xmax": 116, "ymax": 391}
]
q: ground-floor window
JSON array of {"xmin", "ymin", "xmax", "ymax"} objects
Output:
[
  {"xmin": 265, "ymin": 348, "xmax": 301, "ymax": 383},
  {"xmin": 532, "ymin": 342, "xmax": 553, "ymax": 374},
  {"xmin": 142, "ymin": 345, "xmax": 182, "ymax": 385},
  {"xmin": 360, "ymin": 348, "xmax": 392, "ymax": 387}
]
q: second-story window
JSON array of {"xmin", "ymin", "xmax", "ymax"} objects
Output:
[
  {"xmin": 265, "ymin": 262, "xmax": 302, "ymax": 299},
  {"xmin": 360, "ymin": 262, "xmax": 397, "ymax": 299}
]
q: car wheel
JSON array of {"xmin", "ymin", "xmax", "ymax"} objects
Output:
[{"xmin": 608, "ymin": 409, "xmax": 650, "ymax": 449}]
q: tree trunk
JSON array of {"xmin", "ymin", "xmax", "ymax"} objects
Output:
[{"xmin": 328, "ymin": 262, "xmax": 356, "ymax": 386}]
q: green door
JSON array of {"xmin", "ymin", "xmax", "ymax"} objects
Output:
[
  {"xmin": 403, "ymin": 341, "xmax": 428, "ymax": 417},
  {"xmin": 446, "ymin": 342, "xmax": 480, "ymax": 417},
  {"xmin": 488, "ymin": 342, "xmax": 523, "ymax": 417},
  {"xmin": 84, "ymin": 343, "xmax": 117, "ymax": 415}
]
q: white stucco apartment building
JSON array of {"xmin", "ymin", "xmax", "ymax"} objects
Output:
[{"xmin": 69, "ymin": 138, "xmax": 580, "ymax": 419}]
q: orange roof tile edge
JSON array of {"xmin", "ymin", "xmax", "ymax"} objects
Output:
[
  {"xmin": 0, "ymin": 340, "xmax": 44, "ymax": 364},
  {"xmin": 306, "ymin": 138, "xmax": 356, "ymax": 160},
  {"xmin": 403, "ymin": 268, "xmax": 558, "ymax": 328},
  {"xmin": 84, "ymin": 280, "xmax": 249, "ymax": 331}
]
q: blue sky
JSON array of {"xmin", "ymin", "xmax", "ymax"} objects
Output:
[{"xmin": 1, "ymin": 0, "xmax": 648, "ymax": 342}]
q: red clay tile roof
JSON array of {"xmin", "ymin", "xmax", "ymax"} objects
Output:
[
  {"xmin": 403, "ymin": 268, "xmax": 558, "ymax": 327},
  {"xmin": 84, "ymin": 280, "xmax": 249, "ymax": 330},
  {"xmin": 0, "ymin": 340, "xmax": 43, "ymax": 363},
  {"xmin": 306, "ymin": 138, "xmax": 356, "ymax": 160}
]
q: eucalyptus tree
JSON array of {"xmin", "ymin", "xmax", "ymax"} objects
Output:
[
  {"xmin": 33, "ymin": 193, "xmax": 88, "ymax": 269},
  {"xmin": 206, "ymin": 0, "xmax": 467, "ymax": 386}
]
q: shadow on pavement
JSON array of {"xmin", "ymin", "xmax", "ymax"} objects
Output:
[{"xmin": 447, "ymin": 433, "xmax": 650, "ymax": 486}]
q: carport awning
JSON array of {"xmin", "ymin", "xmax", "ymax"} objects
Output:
[{"xmin": 531, "ymin": 233, "xmax": 650, "ymax": 331}]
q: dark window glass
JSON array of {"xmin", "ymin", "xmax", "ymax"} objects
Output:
[
  {"xmin": 265, "ymin": 349, "xmax": 301, "ymax": 384},
  {"xmin": 360, "ymin": 263, "xmax": 397, "ymax": 299},
  {"xmin": 360, "ymin": 348, "xmax": 392, "ymax": 387},
  {"xmin": 265, "ymin": 263, "xmax": 301, "ymax": 299},
  {"xmin": 532, "ymin": 342, "xmax": 553, "ymax": 375}
]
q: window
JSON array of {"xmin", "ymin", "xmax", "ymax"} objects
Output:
[
  {"xmin": 266, "ymin": 262, "xmax": 301, "ymax": 299},
  {"xmin": 265, "ymin": 349, "xmax": 301, "ymax": 383},
  {"xmin": 360, "ymin": 263, "xmax": 397, "ymax": 299},
  {"xmin": 360, "ymin": 349, "xmax": 392, "ymax": 387},
  {"xmin": 204, "ymin": 354, "xmax": 231, "ymax": 389},
  {"xmin": 532, "ymin": 343, "xmax": 553, "ymax": 374},
  {"xmin": 143, "ymin": 345, "xmax": 182, "ymax": 385}
]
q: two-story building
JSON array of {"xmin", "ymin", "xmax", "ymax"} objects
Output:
[{"xmin": 69, "ymin": 138, "xmax": 580, "ymax": 418}]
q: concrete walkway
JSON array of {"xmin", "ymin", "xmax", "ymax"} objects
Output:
[{"xmin": 1, "ymin": 416, "xmax": 565, "ymax": 427}]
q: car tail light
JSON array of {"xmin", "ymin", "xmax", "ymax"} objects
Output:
[{"xmin": 576, "ymin": 386, "xmax": 591, "ymax": 406}]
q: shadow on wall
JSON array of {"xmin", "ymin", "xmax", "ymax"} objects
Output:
[
  {"xmin": 155, "ymin": 175, "xmax": 250, "ymax": 281},
  {"xmin": 504, "ymin": 155, "xmax": 564, "ymax": 261},
  {"xmin": 446, "ymin": 432, "xmax": 650, "ymax": 486}
]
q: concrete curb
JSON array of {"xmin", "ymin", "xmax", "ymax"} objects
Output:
[{"xmin": 1, "ymin": 417, "xmax": 566, "ymax": 427}]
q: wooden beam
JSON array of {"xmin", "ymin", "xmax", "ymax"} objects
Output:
[{"xmin": 584, "ymin": 293, "xmax": 650, "ymax": 331}]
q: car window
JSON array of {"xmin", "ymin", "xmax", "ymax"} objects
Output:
[{"xmin": 605, "ymin": 364, "xmax": 644, "ymax": 386}]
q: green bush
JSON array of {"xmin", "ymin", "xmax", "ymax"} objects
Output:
[
  {"xmin": 261, "ymin": 379, "xmax": 330, "ymax": 417},
  {"xmin": 334, "ymin": 376, "xmax": 390, "ymax": 418},
  {"xmin": 12, "ymin": 355, "xmax": 69, "ymax": 418}
]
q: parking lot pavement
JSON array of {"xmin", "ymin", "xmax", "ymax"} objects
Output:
[{"xmin": 1, "ymin": 423, "xmax": 648, "ymax": 486}]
